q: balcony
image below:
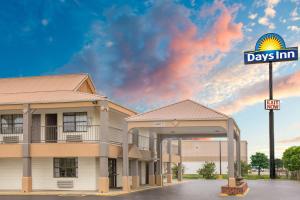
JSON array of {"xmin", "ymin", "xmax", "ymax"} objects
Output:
[
  {"xmin": 32, "ymin": 125, "xmax": 100, "ymax": 143},
  {"xmin": 0, "ymin": 127, "xmax": 23, "ymax": 144}
]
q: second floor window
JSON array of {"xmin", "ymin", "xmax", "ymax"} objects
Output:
[
  {"xmin": 1, "ymin": 114, "xmax": 23, "ymax": 134},
  {"xmin": 63, "ymin": 112, "xmax": 87, "ymax": 132}
]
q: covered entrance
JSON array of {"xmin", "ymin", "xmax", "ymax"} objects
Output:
[{"xmin": 126, "ymin": 100, "xmax": 247, "ymax": 195}]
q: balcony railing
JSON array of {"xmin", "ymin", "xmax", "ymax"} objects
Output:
[
  {"xmin": 0, "ymin": 127, "xmax": 23, "ymax": 143},
  {"xmin": 32, "ymin": 125, "xmax": 101, "ymax": 143}
]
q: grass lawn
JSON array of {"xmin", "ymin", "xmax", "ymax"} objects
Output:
[{"xmin": 182, "ymin": 174, "xmax": 289, "ymax": 180}]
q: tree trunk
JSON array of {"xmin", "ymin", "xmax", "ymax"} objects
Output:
[{"xmin": 258, "ymin": 168, "xmax": 261, "ymax": 176}]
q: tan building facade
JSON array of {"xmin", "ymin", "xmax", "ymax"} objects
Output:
[
  {"xmin": 182, "ymin": 140, "xmax": 247, "ymax": 174},
  {"xmin": 0, "ymin": 74, "xmax": 180, "ymax": 193},
  {"xmin": 0, "ymin": 73, "xmax": 246, "ymax": 194}
]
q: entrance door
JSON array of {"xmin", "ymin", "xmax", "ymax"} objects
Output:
[
  {"xmin": 145, "ymin": 162, "xmax": 149, "ymax": 184},
  {"xmin": 108, "ymin": 158, "xmax": 117, "ymax": 188},
  {"xmin": 45, "ymin": 114, "xmax": 57, "ymax": 142},
  {"xmin": 32, "ymin": 114, "xmax": 41, "ymax": 142}
]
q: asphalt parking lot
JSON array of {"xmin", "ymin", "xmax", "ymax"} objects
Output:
[{"xmin": 0, "ymin": 179, "xmax": 299, "ymax": 200}]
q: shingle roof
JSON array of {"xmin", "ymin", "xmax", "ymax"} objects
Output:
[
  {"xmin": 0, "ymin": 74, "xmax": 88, "ymax": 94},
  {"xmin": 127, "ymin": 99, "xmax": 229, "ymax": 121},
  {"xmin": 0, "ymin": 91, "xmax": 104, "ymax": 105},
  {"xmin": 0, "ymin": 74, "xmax": 104, "ymax": 105}
]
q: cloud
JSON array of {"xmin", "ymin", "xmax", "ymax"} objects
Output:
[
  {"xmin": 257, "ymin": 0, "xmax": 280, "ymax": 29},
  {"xmin": 41, "ymin": 19, "xmax": 49, "ymax": 26},
  {"xmin": 278, "ymin": 136, "xmax": 300, "ymax": 144},
  {"xmin": 248, "ymin": 13, "xmax": 257, "ymax": 20},
  {"xmin": 288, "ymin": 25, "xmax": 300, "ymax": 32},
  {"xmin": 216, "ymin": 70, "xmax": 300, "ymax": 114},
  {"xmin": 258, "ymin": 17, "xmax": 275, "ymax": 29},
  {"xmin": 61, "ymin": 0, "xmax": 243, "ymax": 107},
  {"xmin": 290, "ymin": 7, "xmax": 300, "ymax": 21}
]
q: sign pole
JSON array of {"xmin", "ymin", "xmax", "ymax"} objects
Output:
[{"xmin": 269, "ymin": 61, "xmax": 276, "ymax": 179}]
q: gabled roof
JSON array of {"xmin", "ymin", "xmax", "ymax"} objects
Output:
[
  {"xmin": 127, "ymin": 99, "xmax": 229, "ymax": 122},
  {"xmin": 0, "ymin": 91, "xmax": 104, "ymax": 105},
  {"xmin": 0, "ymin": 73, "xmax": 103, "ymax": 105},
  {"xmin": 0, "ymin": 73, "xmax": 91, "ymax": 94}
]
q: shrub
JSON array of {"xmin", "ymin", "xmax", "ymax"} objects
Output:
[
  {"xmin": 282, "ymin": 146, "xmax": 300, "ymax": 172},
  {"xmin": 241, "ymin": 161, "xmax": 251, "ymax": 176},
  {"xmin": 197, "ymin": 162, "xmax": 216, "ymax": 179},
  {"xmin": 172, "ymin": 164, "xmax": 185, "ymax": 178}
]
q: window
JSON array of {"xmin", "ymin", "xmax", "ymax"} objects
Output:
[
  {"xmin": 1, "ymin": 114, "xmax": 23, "ymax": 134},
  {"xmin": 54, "ymin": 158, "xmax": 78, "ymax": 178},
  {"xmin": 63, "ymin": 112, "xmax": 87, "ymax": 132}
]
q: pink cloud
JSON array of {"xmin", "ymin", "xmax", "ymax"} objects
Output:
[
  {"xmin": 217, "ymin": 71, "xmax": 300, "ymax": 114},
  {"xmin": 114, "ymin": 0, "xmax": 243, "ymax": 104}
]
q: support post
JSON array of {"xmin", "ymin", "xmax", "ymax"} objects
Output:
[
  {"xmin": 22, "ymin": 104, "xmax": 32, "ymax": 193},
  {"xmin": 219, "ymin": 141, "xmax": 222, "ymax": 175},
  {"xmin": 269, "ymin": 61, "xmax": 276, "ymax": 179},
  {"xmin": 178, "ymin": 139, "xmax": 183, "ymax": 181},
  {"xmin": 167, "ymin": 139, "xmax": 172, "ymax": 183},
  {"xmin": 149, "ymin": 132, "xmax": 156, "ymax": 186},
  {"xmin": 236, "ymin": 135, "xmax": 241, "ymax": 178},
  {"xmin": 227, "ymin": 118, "xmax": 236, "ymax": 187},
  {"xmin": 156, "ymin": 135, "xmax": 163, "ymax": 186},
  {"xmin": 122, "ymin": 122, "xmax": 130, "ymax": 192},
  {"xmin": 98, "ymin": 100, "xmax": 109, "ymax": 193},
  {"xmin": 130, "ymin": 159, "xmax": 139, "ymax": 189}
]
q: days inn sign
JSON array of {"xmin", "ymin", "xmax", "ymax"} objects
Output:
[
  {"xmin": 244, "ymin": 32, "xmax": 298, "ymax": 180},
  {"xmin": 244, "ymin": 33, "xmax": 298, "ymax": 64}
]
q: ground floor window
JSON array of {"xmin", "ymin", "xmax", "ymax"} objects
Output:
[{"xmin": 54, "ymin": 158, "xmax": 78, "ymax": 178}]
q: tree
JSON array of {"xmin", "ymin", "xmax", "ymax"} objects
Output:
[
  {"xmin": 172, "ymin": 164, "xmax": 185, "ymax": 178},
  {"xmin": 250, "ymin": 152, "xmax": 269, "ymax": 176},
  {"xmin": 282, "ymin": 146, "xmax": 300, "ymax": 172},
  {"xmin": 197, "ymin": 162, "xmax": 216, "ymax": 179}
]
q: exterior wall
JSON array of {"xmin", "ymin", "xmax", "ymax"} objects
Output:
[
  {"xmin": 32, "ymin": 157, "xmax": 97, "ymax": 191},
  {"xmin": 0, "ymin": 158, "xmax": 22, "ymax": 190},
  {"xmin": 182, "ymin": 140, "xmax": 248, "ymax": 163},
  {"xmin": 109, "ymin": 109, "xmax": 128, "ymax": 144}
]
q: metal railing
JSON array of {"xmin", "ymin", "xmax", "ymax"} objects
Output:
[
  {"xmin": 0, "ymin": 127, "xmax": 23, "ymax": 143},
  {"xmin": 32, "ymin": 125, "xmax": 101, "ymax": 143}
]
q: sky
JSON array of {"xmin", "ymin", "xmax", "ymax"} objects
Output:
[{"xmin": 0, "ymin": 0, "xmax": 299, "ymax": 158}]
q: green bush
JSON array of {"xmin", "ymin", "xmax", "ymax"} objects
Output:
[
  {"xmin": 282, "ymin": 146, "xmax": 300, "ymax": 172},
  {"xmin": 172, "ymin": 164, "xmax": 185, "ymax": 178},
  {"xmin": 197, "ymin": 162, "xmax": 216, "ymax": 179},
  {"xmin": 241, "ymin": 161, "xmax": 251, "ymax": 176}
]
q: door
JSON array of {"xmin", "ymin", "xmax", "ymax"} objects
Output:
[
  {"xmin": 145, "ymin": 162, "xmax": 149, "ymax": 184},
  {"xmin": 45, "ymin": 114, "xmax": 57, "ymax": 142},
  {"xmin": 108, "ymin": 158, "xmax": 117, "ymax": 188},
  {"xmin": 31, "ymin": 114, "xmax": 41, "ymax": 142}
]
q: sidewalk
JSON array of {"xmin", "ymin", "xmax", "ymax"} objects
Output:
[{"xmin": 0, "ymin": 179, "xmax": 187, "ymax": 196}]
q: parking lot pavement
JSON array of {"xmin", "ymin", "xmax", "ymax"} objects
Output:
[{"xmin": 0, "ymin": 179, "xmax": 299, "ymax": 200}]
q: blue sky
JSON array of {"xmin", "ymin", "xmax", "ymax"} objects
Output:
[{"xmin": 0, "ymin": 0, "xmax": 299, "ymax": 158}]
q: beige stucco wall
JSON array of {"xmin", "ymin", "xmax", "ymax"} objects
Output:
[{"xmin": 182, "ymin": 140, "xmax": 247, "ymax": 162}]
